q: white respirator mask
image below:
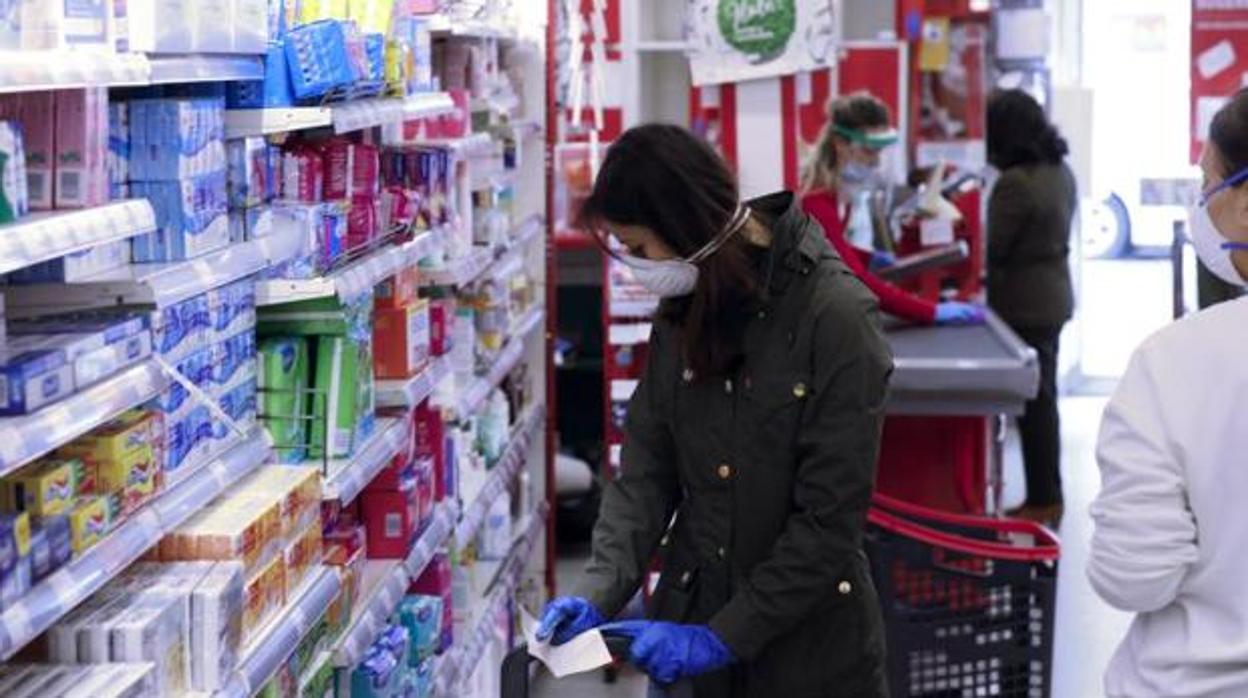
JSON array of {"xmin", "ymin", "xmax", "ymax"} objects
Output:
[
  {"xmin": 617, "ymin": 205, "xmax": 752, "ymax": 298},
  {"xmin": 1189, "ymin": 167, "xmax": 1248, "ymax": 286}
]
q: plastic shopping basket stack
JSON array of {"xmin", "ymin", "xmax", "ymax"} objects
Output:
[{"xmin": 866, "ymin": 494, "xmax": 1060, "ymax": 698}]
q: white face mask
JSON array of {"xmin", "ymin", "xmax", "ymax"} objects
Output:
[
  {"xmin": 1188, "ymin": 196, "xmax": 1248, "ymax": 286},
  {"xmin": 617, "ymin": 205, "xmax": 751, "ymax": 298}
]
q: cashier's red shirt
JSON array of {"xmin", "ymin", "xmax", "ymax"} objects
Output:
[{"xmin": 800, "ymin": 189, "xmax": 938, "ymax": 324}]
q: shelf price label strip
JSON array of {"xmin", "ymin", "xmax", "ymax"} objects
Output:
[
  {"xmin": 0, "ymin": 200, "xmax": 157, "ymax": 277},
  {"xmin": 0, "ymin": 360, "xmax": 169, "ymax": 475},
  {"xmin": 450, "ymin": 306, "xmax": 545, "ymax": 422},
  {"xmin": 0, "ymin": 434, "xmax": 272, "ymax": 659},
  {"xmin": 323, "ymin": 417, "xmax": 412, "ymax": 504},
  {"xmin": 375, "ymin": 355, "xmax": 451, "ymax": 409}
]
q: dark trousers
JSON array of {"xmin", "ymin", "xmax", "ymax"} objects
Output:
[{"xmin": 1013, "ymin": 325, "xmax": 1063, "ymax": 506}]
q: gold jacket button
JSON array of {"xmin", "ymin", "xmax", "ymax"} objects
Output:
[
  {"xmin": 716, "ymin": 547, "xmax": 727, "ymax": 560},
  {"xmin": 716, "ymin": 464, "xmax": 732, "ymax": 480},
  {"xmin": 793, "ymin": 383, "xmax": 808, "ymax": 399},
  {"xmin": 680, "ymin": 571, "xmax": 693, "ymax": 586},
  {"xmin": 838, "ymin": 580, "xmax": 853, "ymax": 595},
  {"xmin": 725, "ymin": 380, "xmax": 733, "ymax": 394},
  {"xmin": 682, "ymin": 368, "xmax": 695, "ymax": 383}
]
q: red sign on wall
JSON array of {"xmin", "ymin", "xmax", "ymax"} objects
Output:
[{"xmin": 1191, "ymin": 1, "xmax": 1248, "ymax": 163}]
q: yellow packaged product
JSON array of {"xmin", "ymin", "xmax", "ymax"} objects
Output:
[
  {"xmin": 163, "ymin": 491, "xmax": 281, "ymax": 578},
  {"xmin": 68, "ymin": 496, "xmax": 113, "ymax": 553},
  {"xmin": 283, "ymin": 521, "xmax": 322, "ymax": 598},
  {"xmin": 236, "ymin": 466, "xmax": 321, "ymax": 543},
  {"xmin": 3, "ymin": 457, "xmax": 84, "ymax": 517},
  {"xmin": 242, "ymin": 554, "xmax": 286, "ymax": 646},
  {"xmin": 59, "ymin": 410, "xmax": 164, "ymax": 517}
]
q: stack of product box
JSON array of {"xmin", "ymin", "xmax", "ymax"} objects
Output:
[
  {"xmin": 257, "ymin": 292, "xmax": 376, "ymax": 463},
  {"xmin": 45, "ymin": 560, "xmax": 247, "ymax": 694},
  {"xmin": 127, "ymin": 93, "xmax": 230, "ymax": 262},
  {"xmin": 0, "ymin": 405, "xmax": 170, "ymax": 611},
  {"xmin": 0, "ymin": 1, "xmax": 268, "ymax": 54},
  {"xmin": 226, "ymin": 137, "xmax": 281, "ymax": 244},
  {"xmin": 373, "ymin": 264, "xmax": 431, "ymax": 380},
  {"xmin": 157, "ymin": 465, "xmax": 322, "ymax": 649},
  {"xmin": 144, "ymin": 279, "xmax": 258, "ymax": 478},
  {"xmin": 358, "ymin": 422, "xmax": 433, "ymax": 561},
  {"xmin": 347, "ymin": 618, "xmax": 438, "ymax": 698}
]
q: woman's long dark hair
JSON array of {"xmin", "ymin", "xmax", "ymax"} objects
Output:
[
  {"xmin": 987, "ymin": 89, "xmax": 1068, "ymax": 169},
  {"xmin": 576, "ymin": 124, "xmax": 760, "ymax": 379}
]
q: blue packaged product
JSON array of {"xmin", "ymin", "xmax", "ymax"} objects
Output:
[
  {"xmin": 397, "ymin": 595, "xmax": 442, "ymax": 665},
  {"xmin": 227, "ymin": 44, "xmax": 296, "ymax": 109},
  {"xmin": 284, "ymin": 20, "xmax": 355, "ymax": 100},
  {"xmin": 0, "ymin": 346, "xmax": 73, "ymax": 416},
  {"xmin": 9, "ymin": 314, "xmax": 149, "ymax": 345},
  {"xmin": 29, "ymin": 515, "xmax": 71, "ymax": 583},
  {"xmin": 0, "ymin": 553, "xmax": 30, "ymax": 610},
  {"xmin": 211, "ymin": 378, "xmax": 257, "ymax": 442},
  {"xmin": 351, "ymin": 645, "xmax": 403, "ymax": 698},
  {"xmin": 212, "ymin": 332, "xmax": 257, "ymax": 388},
  {"xmin": 158, "ymin": 347, "xmax": 214, "ymax": 415},
  {"xmin": 364, "ymin": 33, "xmax": 385, "ymax": 83}
]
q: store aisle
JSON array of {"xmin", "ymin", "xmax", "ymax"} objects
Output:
[{"xmin": 539, "ymin": 398, "xmax": 1129, "ymax": 697}]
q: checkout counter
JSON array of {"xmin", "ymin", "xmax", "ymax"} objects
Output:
[{"xmin": 876, "ymin": 309, "xmax": 1039, "ymax": 516}]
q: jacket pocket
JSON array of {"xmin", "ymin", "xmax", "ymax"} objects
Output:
[
  {"xmin": 648, "ymin": 543, "xmax": 699, "ymax": 623},
  {"xmin": 742, "ymin": 373, "xmax": 811, "ymax": 454}
]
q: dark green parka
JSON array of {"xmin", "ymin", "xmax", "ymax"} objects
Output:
[{"xmin": 574, "ymin": 192, "xmax": 894, "ymax": 697}]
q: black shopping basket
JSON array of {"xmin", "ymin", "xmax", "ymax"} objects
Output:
[
  {"xmin": 866, "ymin": 493, "xmax": 1061, "ymax": 698},
  {"xmin": 502, "ymin": 634, "xmax": 694, "ymax": 698}
]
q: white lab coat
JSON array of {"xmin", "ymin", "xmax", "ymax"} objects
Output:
[{"xmin": 1090, "ymin": 296, "xmax": 1248, "ymax": 698}]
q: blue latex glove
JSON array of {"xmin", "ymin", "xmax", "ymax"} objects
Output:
[
  {"xmin": 935, "ymin": 301, "xmax": 986, "ymax": 326},
  {"xmin": 870, "ymin": 250, "xmax": 897, "ymax": 270},
  {"xmin": 600, "ymin": 620, "xmax": 735, "ymax": 685},
  {"xmin": 535, "ymin": 597, "xmax": 605, "ymax": 646}
]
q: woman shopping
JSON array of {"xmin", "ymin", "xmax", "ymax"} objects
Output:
[
  {"xmin": 1089, "ymin": 88, "xmax": 1248, "ymax": 697},
  {"xmin": 801, "ymin": 90, "xmax": 984, "ymax": 326},
  {"xmin": 985, "ymin": 89, "xmax": 1078, "ymax": 526},
  {"xmin": 536, "ymin": 124, "xmax": 893, "ymax": 696}
]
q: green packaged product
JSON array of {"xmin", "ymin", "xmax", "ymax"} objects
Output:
[
  {"xmin": 258, "ymin": 337, "xmax": 309, "ymax": 463},
  {"xmin": 308, "ymin": 335, "xmax": 358, "ymax": 460}
]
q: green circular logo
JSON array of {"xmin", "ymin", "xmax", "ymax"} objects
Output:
[{"xmin": 717, "ymin": 0, "xmax": 797, "ymax": 62}]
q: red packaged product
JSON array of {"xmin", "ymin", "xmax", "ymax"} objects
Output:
[
  {"xmin": 361, "ymin": 476, "xmax": 421, "ymax": 559},
  {"xmin": 429, "ymin": 299, "xmax": 453, "ymax": 357},
  {"xmin": 376, "ymin": 265, "xmax": 421, "ymax": 310},
  {"xmin": 413, "ymin": 401, "xmax": 446, "ymax": 500},
  {"xmin": 347, "ymin": 194, "xmax": 379, "ymax": 252},
  {"xmin": 411, "ymin": 551, "xmax": 454, "ymax": 651},
  {"xmin": 353, "ymin": 143, "xmax": 380, "ymax": 197},
  {"xmin": 320, "ymin": 140, "xmax": 354, "ymax": 201}
]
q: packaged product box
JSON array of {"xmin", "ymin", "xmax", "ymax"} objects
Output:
[
  {"xmin": 372, "ymin": 300, "xmax": 430, "ymax": 379},
  {"xmin": 53, "ymin": 88, "xmax": 108, "ymax": 209},
  {"xmin": 15, "ymin": 92, "xmax": 56, "ymax": 211},
  {"xmin": 28, "ymin": 514, "xmax": 71, "ymax": 582},
  {"xmin": 109, "ymin": 592, "xmax": 192, "ymax": 696},
  {"xmin": 309, "ymin": 334, "xmax": 361, "ymax": 460},
  {"xmin": 375, "ymin": 265, "xmax": 421, "ymax": 311},
  {"xmin": 409, "ymin": 552, "xmax": 453, "ymax": 651},
  {"xmin": 413, "ymin": 401, "xmax": 445, "ymax": 499},
  {"xmin": 162, "ymin": 491, "xmax": 282, "ymax": 578},
  {"xmin": 191, "ymin": 561, "xmax": 245, "ymax": 692},
  {"xmin": 3, "ymin": 457, "xmax": 83, "ymax": 517},
  {"xmin": 128, "ymin": 0, "xmax": 196, "ymax": 54},
  {"xmin": 428, "ymin": 298, "xmax": 452, "ymax": 357},
  {"xmin": 63, "ymin": 662, "xmax": 158, "ymax": 698},
  {"xmin": 66, "ymin": 495, "xmax": 112, "ymax": 553},
  {"xmin": 283, "ymin": 519, "xmax": 322, "ymax": 597},
  {"xmin": 360, "ymin": 477, "xmax": 420, "ymax": 559},
  {"xmin": 8, "ymin": 330, "xmax": 152, "ymax": 390},
  {"xmin": 231, "ymin": 0, "xmax": 268, "ymax": 53},
  {"xmin": 0, "ymin": 345, "xmax": 74, "ymax": 416},
  {"xmin": 0, "ymin": 511, "xmax": 31, "ymax": 599},
  {"xmin": 366, "ymin": 449, "xmax": 415, "ymax": 495},
  {"xmin": 8, "ymin": 239, "xmax": 131, "ymax": 283},
  {"xmin": 238, "ymin": 466, "xmax": 321, "ymax": 541},
  {"xmin": 397, "ymin": 594, "xmax": 443, "ymax": 664},
  {"xmin": 60, "ymin": 410, "xmax": 164, "ymax": 518},
  {"xmin": 258, "ymin": 337, "xmax": 309, "ymax": 464},
  {"xmin": 242, "ymin": 552, "xmax": 286, "ymax": 644}
]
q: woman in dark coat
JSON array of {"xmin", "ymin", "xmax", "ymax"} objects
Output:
[
  {"xmin": 535, "ymin": 124, "xmax": 893, "ymax": 697},
  {"xmin": 985, "ymin": 90, "xmax": 1078, "ymax": 526}
]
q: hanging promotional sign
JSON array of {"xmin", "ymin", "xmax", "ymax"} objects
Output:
[
  {"xmin": 1191, "ymin": 0, "xmax": 1248, "ymax": 163},
  {"xmin": 686, "ymin": 0, "xmax": 841, "ymax": 86}
]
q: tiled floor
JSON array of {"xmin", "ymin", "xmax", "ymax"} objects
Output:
[{"xmin": 534, "ymin": 397, "xmax": 1131, "ymax": 697}]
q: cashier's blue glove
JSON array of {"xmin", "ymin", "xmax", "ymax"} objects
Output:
[
  {"xmin": 600, "ymin": 620, "xmax": 735, "ymax": 685},
  {"xmin": 870, "ymin": 250, "xmax": 897, "ymax": 270},
  {"xmin": 935, "ymin": 301, "xmax": 986, "ymax": 326},
  {"xmin": 535, "ymin": 597, "xmax": 606, "ymax": 646}
]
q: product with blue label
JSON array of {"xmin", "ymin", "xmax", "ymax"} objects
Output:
[
  {"xmin": 0, "ymin": 346, "xmax": 74, "ymax": 416},
  {"xmin": 284, "ymin": 20, "xmax": 356, "ymax": 100},
  {"xmin": 8, "ymin": 314, "xmax": 153, "ymax": 388},
  {"xmin": 227, "ymin": 44, "xmax": 297, "ymax": 109},
  {"xmin": 397, "ymin": 595, "xmax": 443, "ymax": 665},
  {"xmin": 28, "ymin": 514, "xmax": 71, "ymax": 582}
]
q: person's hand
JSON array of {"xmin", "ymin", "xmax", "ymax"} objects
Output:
[
  {"xmin": 870, "ymin": 250, "xmax": 897, "ymax": 270},
  {"xmin": 535, "ymin": 597, "xmax": 605, "ymax": 646},
  {"xmin": 935, "ymin": 301, "xmax": 986, "ymax": 326},
  {"xmin": 600, "ymin": 620, "xmax": 735, "ymax": 684}
]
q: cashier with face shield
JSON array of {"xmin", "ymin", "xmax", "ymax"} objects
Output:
[{"xmin": 1089, "ymin": 88, "xmax": 1248, "ymax": 697}]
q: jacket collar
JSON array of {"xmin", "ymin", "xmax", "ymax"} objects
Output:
[{"xmin": 747, "ymin": 192, "xmax": 825, "ymax": 298}]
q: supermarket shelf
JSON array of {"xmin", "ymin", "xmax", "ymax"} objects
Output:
[
  {"xmin": 419, "ymin": 132, "xmax": 496, "ymax": 158},
  {"xmin": 435, "ymin": 506, "xmax": 547, "ymax": 695},
  {"xmin": 427, "ymin": 14, "xmax": 519, "ymax": 40},
  {"xmin": 0, "ymin": 433, "xmax": 272, "ymax": 660},
  {"xmin": 509, "ymin": 119, "xmax": 544, "ymax": 140},
  {"xmin": 333, "ymin": 92, "xmax": 455, "ymax": 135},
  {"xmin": 0, "ymin": 50, "xmax": 150, "ymax": 94},
  {"xmin": 445, "ymin": 305, "xmax": 545, "ymax": 422},
  {"xmin": 225, "ymin": 106, "xmax": 332, "ymax": 139},
  {"xmin": 0, "ymin": 199, "xmax": 156, "ymax": 276},
  {"xmin": 216, "ymin": 565, "xmax": 342, "ymax": 698},
  {"xmin": 375, "ymin": 355, "xmax": 451, "ymax": 408},
  {"xmin": 420, "ymin": 214, "xmax": 544, "ymax": 288},
  {"xmin": 0, "ymin": 360, "xmax": 169, "ymax": 476},
  {"xmin": 147, "ymin": 54, "xmax": 264, "ymax": 85},
  {"xmin": 5, "ymin": 223, "xmax": 305, "ymax": 312},
  {"xmin": 255, "ymin": 228, "xmax": 441, "ymax": 306},
  {"xmin": 322, "ymin": 416, "xmax": 411, "ymax": 504},
  {"xmin": 332, "ymin": 501, "xmax": 457, "ymax": 668},
  {"xmin": 454, "ymin": 406, "xmax": 545, "ymax": 545}
]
